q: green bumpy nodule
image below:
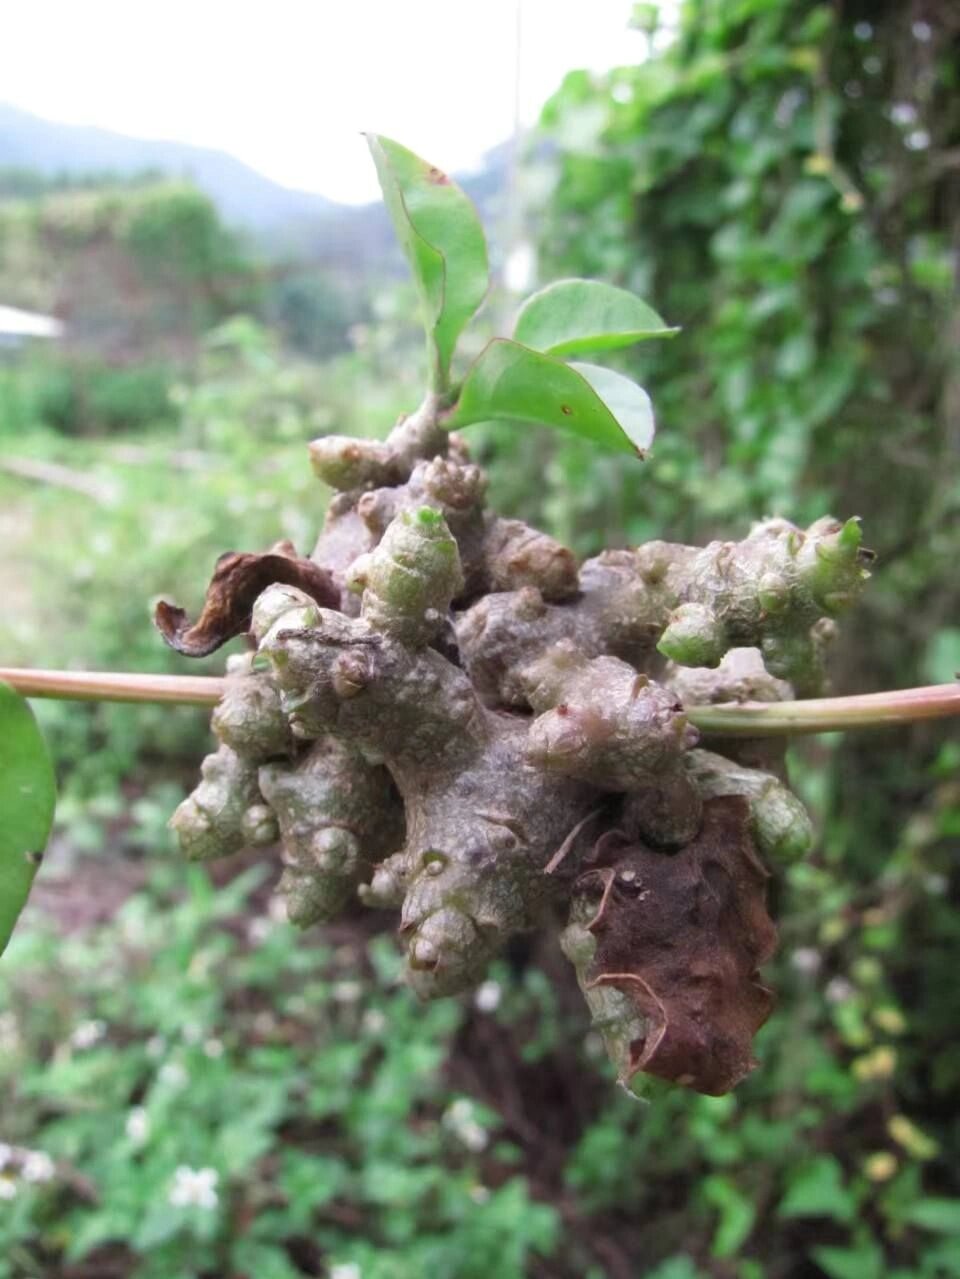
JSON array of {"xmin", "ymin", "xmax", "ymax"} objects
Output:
[{"xmin": 346, "ymin": 506, "xmax": 464, "ymax": 645}]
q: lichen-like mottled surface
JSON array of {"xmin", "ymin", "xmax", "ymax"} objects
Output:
[{"xmin": 165, "ymin": 406, "xmax": 869, "ymax": 1095}]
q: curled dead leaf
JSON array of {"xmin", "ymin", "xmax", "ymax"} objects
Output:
[
  {"xmin": 155, "ymin": 541, "xmax": 339, "ymax": 657},
  {"xmin": 574, "ymin": 795, "xmax": 777, "ymax": 1095}
]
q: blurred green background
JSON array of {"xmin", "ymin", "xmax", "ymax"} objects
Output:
[{"xmin": 1, "ymin": 1, "xmax": 958, "ymax": 1276}]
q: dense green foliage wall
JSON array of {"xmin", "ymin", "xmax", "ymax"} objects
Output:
[{"xmin": 487, "ymin": 0, "xmax": 959, "ymax": 1272}]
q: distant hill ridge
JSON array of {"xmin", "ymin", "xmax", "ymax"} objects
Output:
[
  {"xmin": 0, "ymin": 102, "xmax": 342, "ymax": 232},
  {"xmin": 0, "ymin": 103, "xmax": 510, "ymax": 255}
]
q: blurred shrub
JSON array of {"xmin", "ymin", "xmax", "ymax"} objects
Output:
[
  {"xmin": 0, "ymin": 354, "xmax": 176, "ymax": 436},
  {"xmin": 1, "ymin": 750, "xmax": 957, "ymax": 1276},
  {"xmin": 0, "ymin": 180, "xmax": 260, "ymax": 358},
  {"xmin": 0, "ymin": 864, "xmax": 558, "ymax": 1278},
  {"xmin": 0, "ymin": 316, "xmax": 412, "ymax": 801},
  {"xmin": 267, "ymin": 270, "xmax": 364, "ymax": 361}
]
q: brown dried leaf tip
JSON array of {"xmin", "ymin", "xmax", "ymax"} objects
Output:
[
  {"xmin": 573, "ymin": 796, "xmax": 777, "ymax": 1096},
  {"xmin": 155, "ymin": 541, "xmax": 339, "ymax": 657}
]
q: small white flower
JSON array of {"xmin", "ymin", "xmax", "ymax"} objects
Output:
[
  {"xmin": 470, "ymin": 1184, "xmax": 491, "ymax": 1204},
  {"xmin": 0, "ymin": 1142, "xmax": 11, "ymax": 1170},
  {"xmin": 330, "ymin": 1263, "xmax": 362, "ymax": 1279},
  {"xmin": 248, "ymin": 918, "xmax": 274, "ymax": 945},
  {"xmin": 146, "ymin": 1035, "xmax": 166, "ymax": 1059},
  {"xmin": 474, "ymin": 980, "xmax": 501, "ymax": 1013},
  {"xmin": 71, "ymin": 1020, "xmax": 106, "ymax": 1051},
  {"xmin": 332, "ymin": 981, "xmax": 362, "ymax": 1004},
  {"xmin": 853, "ymin": 20, "xmax": 872, "ymax": 39},
  {"xmin": 906, "ymin": 129, "xmax": 931, "ymax": 152},
  {"xmin": 182, "ymin": 1023, "xmax": 203, "ymax": 1045},
  {"xmin": 444, "ymin": 1099, "xmax": 475, "ymax": 1127},
  {"xmin": 458, "ymin": 1122, "xmax": 489, "ymax": 1152},
  {"xmin": 912, "ymin": 20, "xmax": 932, "ymax": 42},
  {"xmin": 890, "ymin": 102, "xmax": 918, "ymax": 127},
  {"xmin": 791, "ymin": 947, "xmax": 822, "ymax": 975},
  {"xmin": 924, "ymin": 873, "xmax": 948, "ymax": 896},
  {"xmin": 362, "ymin": 1009, "xmax": 387, "ymax": 1035},
  {"xmin": 169, "ymin": 1165, "xmax": 219, "ymax": 1210},
  {"xmin": 203, "ymin": 1038, "xmax": 224, "ymax": 1059},
  {"xmin": 22, "ymin": 1151, "xmax": 55, "ymax": 1183},
  {"xmin": 0, "ymin": 1176, "xmax": 16, "ymax": 1200},
  {"xmin": 158, "ymin": 1061, "xmax": 189, "ymax": 1089},
  {"xmin": 826, "ymin": 977, "xmax": 856, "ymax": 1004},
  {"xmin": 443, "ymin": 1099, "xmax": 489, "ymax": 1152},
  {"xmin": 125, "ymin": 1107, "xmax": 150, "ymax": 1145}
]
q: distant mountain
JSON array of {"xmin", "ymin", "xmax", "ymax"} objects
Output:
[
  {"xmin": 0, "ymin": 102, "xmax": 341, "ymax": 232},
  {"xmin": 0, "ymin": 102, "xmax": 512, "ymax": 270}
]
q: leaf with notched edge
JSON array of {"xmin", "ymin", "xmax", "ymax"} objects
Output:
[
  {"xmin": 155, "ymin": 541, "xmax": 339, "ymax": 657},
  {"xmin": 569, "ymin": 796, "xmax": 777, "ymax": 1096}
]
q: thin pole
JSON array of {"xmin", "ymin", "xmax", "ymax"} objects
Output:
[
  {"xmin": 688, "ymin": 683, "xmax": 960, "ymax": 737},
  {"xmin": 2, "ymin": 668, "xmax": 958, "ymax": 736},
  {"xmin": 0, "ymin": 668, "xmax": 226, "ymax": 707}
]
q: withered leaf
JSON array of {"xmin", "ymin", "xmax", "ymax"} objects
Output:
[
  {"xmin": 575, "ymin": 795, "xmax": 777, "ymax": 1096},
  {"xmin": 155, "ymin": 541, "xmax": 339, "ymax": 657}
]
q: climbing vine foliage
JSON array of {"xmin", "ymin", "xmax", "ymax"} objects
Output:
[{"xmin": 2, "ymin": 135, "xmax": 876, "ymax": 1096}]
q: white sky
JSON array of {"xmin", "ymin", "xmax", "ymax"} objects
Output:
[{"xmin": 0, "ymin": 0, "xmax": 646, "ymax": 203}]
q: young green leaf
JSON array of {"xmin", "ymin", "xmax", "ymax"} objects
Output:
[
  {"xmin": 366, "ymin": 134, "xmax": 489, "ymax": 390},
  {"xmin": 443, "ymin": 339, "xmax": 654, "ymax": 455},
  {"xmin": 570, "ymin": 362, "xmax": 655, "ymax": 453},
  {"xmin": 513, "ymin": 278, "xmax": 679, "ymax": 357},
  {"xmin": 0, "ymin": 681, "xmax": 56, "ymax": 957}
]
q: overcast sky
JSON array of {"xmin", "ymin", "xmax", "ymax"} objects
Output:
[{"xmin": 0, "ymin": 0, "xmax": 646, "ymax": 202}]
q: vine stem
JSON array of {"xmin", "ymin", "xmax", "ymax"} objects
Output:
[{"xmin": 1, "ymin": 667, "xmax": 958, "ymax": 737}]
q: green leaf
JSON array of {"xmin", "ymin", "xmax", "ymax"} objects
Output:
[
  {"xmin": 779, "ymin": 1155, "xmax": 856, "ymax": 1224},
  {"xmin": 513, "ymin": 278, "xmax": 679, "ymax": 356},
  {"xmin": 570, "ymin": 362, "xmax": 655, "ymax": 452},
  {"xmin": 444, "ymin": 339, "xmax": 654, "ymax": 455},
  {"xmin": 366, "ymin": 133, "xmax": 488, "ymax": 390},
  {"xmin": 811, "ymin": 1241, "xmax": 883, "ymax": 1279},
  {"xmin": 903, "ymin": 1198, "xmax": 960, "ymax": 1234},
  {"xmin": 0, "ymin": 681, "xmax": 56, "ymax": 957},
  {"xmin": 703, "ymin": 1174, "xmax": 757, "ymax": 1258}
]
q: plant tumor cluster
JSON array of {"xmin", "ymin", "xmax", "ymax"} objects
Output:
[{"xmin": 160, "ymin": 393, "xmax": 870, "ymax": 1097}]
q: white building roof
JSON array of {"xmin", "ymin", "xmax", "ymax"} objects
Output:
[{"xmin": 0, "ymin": 305, "xmax": 64, "ymax": 339}]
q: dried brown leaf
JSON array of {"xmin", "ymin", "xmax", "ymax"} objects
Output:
[
  {"xmin": 155, "ymin": 541, "xmax": 339, "ymax": 657},
  {"xmin": 575, "ymin": 795, "xmax": 777, "ymax": 1095}
]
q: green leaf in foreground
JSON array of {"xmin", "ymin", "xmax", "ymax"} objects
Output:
[
  {"xmin": 444, "ymin": 339, "xmax": 654, "ymax": 455},
  {"xmin": 366, "ymin": 133, "xmax": 489, "ymax": 390},
  {"xmin": 513, "ymin": 278, "xmax": 679, "ymax": 357},
  {"xmin": 570, "ymin": 362, "xmax": 655, "ymax": 454},
  {"xmin": 0, "ymin": 680, "xmax": 56, "ymax": 957}
]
